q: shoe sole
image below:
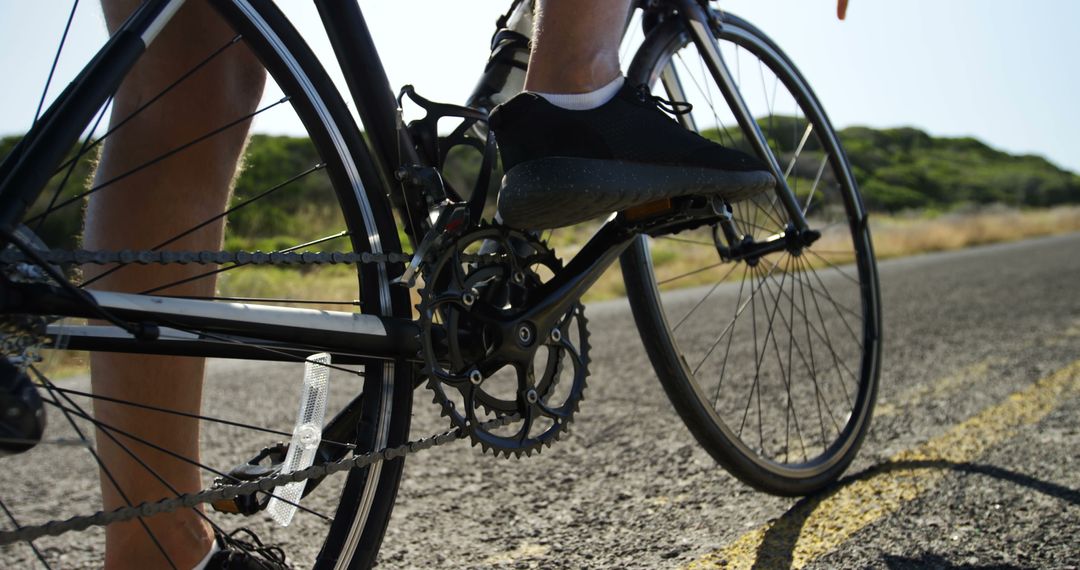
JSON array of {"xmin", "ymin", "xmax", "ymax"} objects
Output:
[{"xmin": 497, "ymin": 157, "xmax": 776, "ymax": 229}]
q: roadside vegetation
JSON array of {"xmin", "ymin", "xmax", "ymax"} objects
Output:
[{"xmin": 3, "ymin": 121, "xmax": 1078, "ymax": 306}]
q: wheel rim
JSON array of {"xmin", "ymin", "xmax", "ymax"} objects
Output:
[
  {"xmin": 0, "ymin": 2, "xmax": 405, "ymax": 567},
  {"xmin": 628, "ymin": 13, "xmax": 881, "ymax": 479}
]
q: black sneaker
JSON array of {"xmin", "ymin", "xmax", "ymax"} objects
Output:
[
  {"xmin": 205, "ymin": 528, "xmax": 288, "ymax": 570},
  {"xmin": 490, "ymin": 82, "xmax": 775, "ymax": 229}
]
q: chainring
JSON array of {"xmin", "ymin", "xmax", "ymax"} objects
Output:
[{"xmin": 417, "ymin": 224, "xmax": 589, "ymax": 458}]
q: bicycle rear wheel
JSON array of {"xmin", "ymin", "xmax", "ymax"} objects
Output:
[
  {"xmin": 622, "ymin": 10, "xmax": 882, "ymax": 496},
  {"xmin": 0, "ymin": 1, "xmax": 410, "ymax": 567}
]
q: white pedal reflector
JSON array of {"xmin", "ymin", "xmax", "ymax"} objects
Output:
[{"xmin": 266, "ymin": 353, "xmax": 331, "ymax": 527}]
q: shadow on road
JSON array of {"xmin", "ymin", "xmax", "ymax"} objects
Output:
[
  {"xmin": 747, "ymin": 459, "xmax": 1078, "ymax": 570},
  {"xmin": 880, "ymin": 552, "xmax": 1024, "ymax": 569}
]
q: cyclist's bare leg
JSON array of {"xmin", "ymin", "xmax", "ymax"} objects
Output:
[
  {"xmin": 525, "ymin": 0, "xmax": 632, "ymax": 93},
  {"xmin": 86, "ymin": 2, "xmax": 265, "ymax": 568}
]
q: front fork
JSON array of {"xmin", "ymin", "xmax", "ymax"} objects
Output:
[{"xmin": 668, "ymin": 0, "xmax": 813, "ymax": 248}]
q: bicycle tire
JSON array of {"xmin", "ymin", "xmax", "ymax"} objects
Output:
[
  {"xmin": 621, "ymin": 10, "xmax": 882, "ymax": 496},
  {"xmin": 0, "ymin": 1, "xmax": 411, "ymax": 567}
]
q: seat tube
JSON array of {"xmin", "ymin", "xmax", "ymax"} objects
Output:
[{"xmin": 673, "ymin": 0, "xmax": 809, "ymax": 231}]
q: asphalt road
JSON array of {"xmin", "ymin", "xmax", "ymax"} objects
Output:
[
  {"xmin": 3, "ymin": 232, "xmax": 1078, "ymax": 569},
  {"xmin": 377, "ymin": 232, "xmax": 1080, "ymax": 569}
]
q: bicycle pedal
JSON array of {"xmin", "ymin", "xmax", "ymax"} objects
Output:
[{"xmin": 211, "ymin": 443, "xmax": 287, "ymax": 515}]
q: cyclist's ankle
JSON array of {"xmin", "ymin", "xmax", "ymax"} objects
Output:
[{"xmin": 529, "ymin": 75, "xmax": 624, "ymax": 110}]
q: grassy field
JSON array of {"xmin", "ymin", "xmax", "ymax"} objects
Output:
[{"xmin": 209, "ymin": 204, "xmax": 1080, "ymax": 305}]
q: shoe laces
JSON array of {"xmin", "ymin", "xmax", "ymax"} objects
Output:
[
  {"xmin": 218, "ymin": 527, "xmax": 288, "ymax": 569},
  {"xmin": 634, "ymin": 84, "xmax": 693, "ymax": 118}
]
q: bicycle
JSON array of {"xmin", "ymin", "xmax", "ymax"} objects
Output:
[{"xmin": 0, "ymin": 0, "xmax": 881, "ymax": 567}]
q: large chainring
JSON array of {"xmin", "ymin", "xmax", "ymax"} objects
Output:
[{"xmin": 418, "ymin": 224, "xmax": 589, "ymax": 457}]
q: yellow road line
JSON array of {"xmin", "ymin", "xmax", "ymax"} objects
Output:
[{"xmin": 686, "ymin": 358, "xmax": 1080, "ymax": 570}]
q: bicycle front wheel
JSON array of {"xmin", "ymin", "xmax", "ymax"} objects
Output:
[
  {"xmin": 0, "ymin": 1, "xmax": 410, "ymax": 567},
  {"xmin": 622, "ymin": 10, "xmax": 882, "ymax": 496}
]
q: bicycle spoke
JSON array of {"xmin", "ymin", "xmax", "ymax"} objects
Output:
[
  {"xmin": 801, "ymin": 256, "xmax": 864, "ymax": 345},
  {"xmin": 30, "ymin": 373, "xmax": 177, "ymax": 569},
  {"xmin": 34, "ymin": 100, "xmax": 112, "ymax": 235},
  {"xmin": 157, "ymin": 295, "xmax": 358, "ymax": 306},
  {"xmin": 798, "ymin": 255, "xmax": 855, "ymax": 409},
  {"xmin": 792, "ymin": 258, "xmax": 842, "ymax": 445},
  {"xmin": 729, "ymin": 214, "xmax": 782, "ymax": 237},
  {"xmin": 80, "ymin": 163, "xmax": 328, "ymax": 289},
  {"xmin": 775, "ymin": 255, "xmax": 864, "ymax": 328},
  {"xmin": 755, "ymin": 256, "xmax": 805, "ymax": 462},
  {"xmin": 806, "ymin": 249, "xmax": 861, "ymax": 286},
  {"xmin": 657, "ymin": 236, "xmax": 715, "ymax": 247},
  {"xmin": 710, "ymin": 264, "xmax": 750, "ymax": 410},
  {"xmin": 32, "ymin": 0, "xmax": 80, "ymax": 128},
  {"xmin": 736, "ymin": 265, "xmax": 762, "ymax": 440},
  {"xmin": 693, "ymin": 260, "xmax": 775, "ymax": 377},
  {"xmin": 51, "ymin": 36, "xmax": 244, "ymax": 177},
  {"xmin": 158, "ymin": 319, "xmax": 372, "ymax": 377},
  {"xmin": 782, "ymin": 254, "xmax": 797, "ymax": 462},
  {"xmin": 0, "ymin": 498, "xmax": 52, "ymax": 570},
  {"xmin": 155, "ymin": 164, "xmax": 329, "ymax": 253},
  {"xmin": 748, "ymin": 260, "xmax": 791, "ymax": 449},
  {"xmin": 27, "ymin": 97, "xmax": 290, "ymax": 224},
  {"xmin": 656, "ymin": 261, "xmax": 725, "ymax": 287},
  {"xmin": 39, "ymin": 390, "xmax": 333, "ymax": 524},
  {"xmin": 45, "ymin": 385, "xmax": 357, "ymax": 450},
  {"xmin": 39, "ymin": 378, "xmax": 240, "ymax": 544},
  {"xmin": 0, "ymin": 436, "xmax": 89, "ymax": 448},
  {"xmin": 783, "ymin": 123, "xmax": 814, "ymax": 180},
  {"xmin": 803, "ymin": 155, "xmax": 830, "ymax": 215},
  {"xmin": 670, "ymin": 264, "xmax": 737, "ymax": 332},
  {"xmin": 675, "ymin": 53, "xmax": 737, "ymax": 148},
  {"xmin": 756, "ymin": 256, "xmax": 829, "ymax": 457},
  {"xmin": 743, "ymin": 193, "xmax": 787, "ymax": 232},
  {"xmin": 758, "ymin": 256, "xmax": 862, "ymax": 384}
]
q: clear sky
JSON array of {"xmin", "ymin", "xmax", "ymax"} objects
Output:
[{"xmin": 2, "ymin": 1, "xmax": 1078, "ymax": 172}]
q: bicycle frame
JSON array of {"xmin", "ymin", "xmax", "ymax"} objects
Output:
[{"xmin": 2, "ymin": 0, "xmax": 815, "ymax": 370}]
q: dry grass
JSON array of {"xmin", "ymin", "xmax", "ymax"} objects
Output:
[
  {"xmin": 213, "ymin": 205, "xmax": 1080, "ymax": 304},
  {"xmin": 574, "ymin": 205, "xmax": 1080, "ymax": 301},
  {"xmin": 868, "ymin": 205, "xmax": 1080, "ymax": 259}
]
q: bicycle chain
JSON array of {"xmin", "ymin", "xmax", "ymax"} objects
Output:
[
  {"xmin": 0, "ymin": 414, "xmax": 519, "ymax": 545},
  {"xmin": 0, "ymin": 245, "xmax": 516, "ymax": 545},
  {"xmin": 0, "ymin": 248, "xmax": 413, "ymax": 267}
]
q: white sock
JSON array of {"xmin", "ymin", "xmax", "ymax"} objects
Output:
[
  {"xmin": 531, "ymin": 75, "xmax": 625, "ymax": 111},
  {"xmin": 191, "ymin": 540, "xmax": 221, "ymax": 570}
]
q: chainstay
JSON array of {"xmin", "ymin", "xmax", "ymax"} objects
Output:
[
  {"xmin": 0, "ymin": 245, "xmax": 516, "ymax": 544},
  {"xmin": 0, "ymin": 414, "xmax": 518, "ymax": 545}
]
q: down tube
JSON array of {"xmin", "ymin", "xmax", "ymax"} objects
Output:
[{"xmin": 672, "ymin": 0, "xmax": 809, "ymax": 231}]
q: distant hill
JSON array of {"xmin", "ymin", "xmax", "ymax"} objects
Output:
[
  {"xmin": 840, "ymin": 126, "xmax": 1079, "ymax": 211},
  {"xmin": 701, "ymin": 118, "xmax": 1080, "ymax": 212},
  {"xmin": 3, "ymin": 123, "xmax": 1078, "ymax": 249}
]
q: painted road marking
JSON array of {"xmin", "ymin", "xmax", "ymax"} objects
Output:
[{"xmin": 686, "ymin": 358, "xmax": 1080, "ymax": 570}]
